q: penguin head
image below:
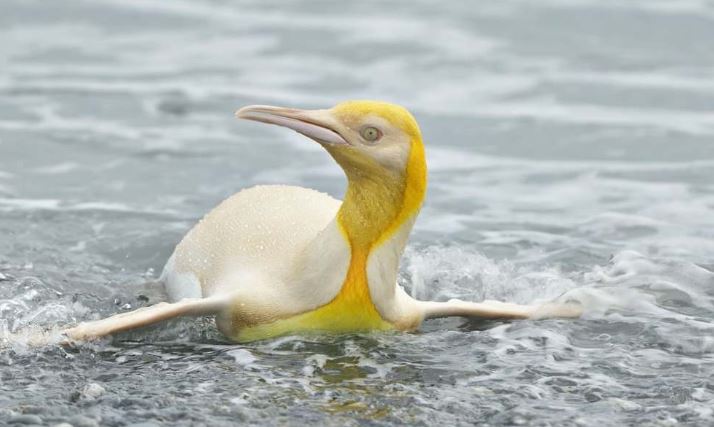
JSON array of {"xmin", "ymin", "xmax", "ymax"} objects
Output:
[{"xmin": 236, "ymin": 100, "xmax": 425, "ymax": 184}]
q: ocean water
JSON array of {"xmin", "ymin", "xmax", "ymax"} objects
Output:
[{"xmin": 1, "ymin": 0, "xmax": 714, "ymax": 425}]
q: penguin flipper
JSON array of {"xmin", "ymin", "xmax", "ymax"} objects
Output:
[
  {"xmin": 418, "ymin": 298, "xmax": 582, "ymax": 321},
  {"xmin": 62, "ymin": 296, "xmax": 228, "ymax": 343}
]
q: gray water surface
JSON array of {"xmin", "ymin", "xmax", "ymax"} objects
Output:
[{"xmin": 2, "ymin": 0, "xmax": 714, "ymax": 425}]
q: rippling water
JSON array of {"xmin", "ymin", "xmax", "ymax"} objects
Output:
[{"xmin": 2, "ymin": 0, "xmax": 714, "ymax": 425}]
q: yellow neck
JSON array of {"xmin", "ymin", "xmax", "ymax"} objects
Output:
[{"xmin": 333, "ymin": 138, "xmax": 427, "ymax": 310}]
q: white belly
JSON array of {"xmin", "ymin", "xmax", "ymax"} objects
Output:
[{"xmin": 160, "ymin": 185, "xmax": 341, "ymax": 301}]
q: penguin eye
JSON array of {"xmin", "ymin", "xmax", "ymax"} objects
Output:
[{"xmin": 360, "ymin": 126, "xmax": 382, "ymax": 142}]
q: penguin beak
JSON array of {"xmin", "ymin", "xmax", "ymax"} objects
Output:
[{"xmin": 236, "ymin": 105, "xmax": 348, "ymax": 146}]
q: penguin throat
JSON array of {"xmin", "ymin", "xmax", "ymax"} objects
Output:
[
  {"xmin": 335, "ymin": 140, "xmax": 427, "ymax": 250},
  {"xmin": 337, "ymin": 173, "xmax": 407, "ymax": 249},
  {"xmin": 333, "ymin": 141, "xmax": 427, "ymax": 312}
]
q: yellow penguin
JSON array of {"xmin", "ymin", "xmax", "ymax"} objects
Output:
[{"xmin": 64, "ymin": 101, "xmax": 580, "ymax": 343}]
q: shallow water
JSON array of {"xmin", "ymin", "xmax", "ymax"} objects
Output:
[{"xmin": 2, "ymin": 0, "xmax": 714, "ymax": 425}]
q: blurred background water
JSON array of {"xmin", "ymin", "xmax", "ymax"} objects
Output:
[{"xmin": 1, "ymin": 0, "xmax": 714, "ymax": 425}]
